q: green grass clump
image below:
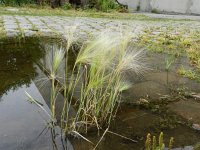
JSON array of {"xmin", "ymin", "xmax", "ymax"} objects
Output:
[
  {"xmin": 151, "ymin": 8, "xmax": 160, "ymax": 14},
  {"xmin": 61, "ymin": 31, "xmax": 145, "ymax": 133},
  {"xmin": 0, "ymin": 0, "xmax": 35, "ymax": 6},
  {"xmin": 137, "ymin": 29, "xmax": 185, "ymax": 55},
  {"xmin": 62, "ymin": 2, "xmax": 72, "ymax": 10},
  {"xmin": 0, "ymin": 0, "xmax": 121, "ymax": 12},
  {"xmin": 96, "ymin": 0, "xmax": 120, "ymax": 12},
  {"xmin": 187, "ymin": 42, "xmax": 200, "ymax": 70},
  {"xmin": 177, "ymin": 66, "xmax": 200, "ymax": 81},
  {"xmin": 27, "ymin": 29, "xmax": 145, "ymax": 135}
]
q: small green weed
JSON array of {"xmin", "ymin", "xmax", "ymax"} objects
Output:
[
  {"xmin": 0, "ymin": 0, "xmax": 34, "ymax": 6},
  {"xmin": 177, "ymin": 66, "xmax": 200, "ymax": 81},
  {"xmin": 97, "ymin": 0, "xmax": 120, "ymax": 12},
  {"xmin": 165, "ymin": 55, "xmax": 175, "ymax": 84},
  {"xmin": 145, "ymin": 132, "xmax": 174, "ymax": 150},
  {"xmin": 62, "ymin": 2, "xmax": 72, "ymax": 10},
  {"xmin": 151, "ymin": 8, "xmax": 160, "ymax": 14}
]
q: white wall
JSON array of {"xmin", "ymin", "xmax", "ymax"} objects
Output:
[
  {"xmin": 119, "ymin": 0, "xmax": 200, "ymax": 15},
  {"xmin": 150, "ymin": 0, "xmax": 189, "ymax": 14},
  {"xmin": 140, "ymin": 0, "xmax": 151, "ymax": 11},
  {"xmin": 190, "ymin": 0, "xmax": 200, "ymax": 14}
]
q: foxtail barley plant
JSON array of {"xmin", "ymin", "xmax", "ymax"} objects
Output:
[{"xmin": 27, "ymin": 29, "xmax": 146, "ymax": 135}]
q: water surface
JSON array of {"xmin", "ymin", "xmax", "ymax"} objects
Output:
[{"xmin": 0, "ymin": 38, "xmax": 200, "ymax": 150}]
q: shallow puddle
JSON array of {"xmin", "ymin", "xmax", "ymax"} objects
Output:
[
  {"xmin": 0, "ymin": 38, "xmax": 200, "ymax": 150},
  {"xmin": 0, "ymin": 38, "xmax": 70, "ymax": 150}
]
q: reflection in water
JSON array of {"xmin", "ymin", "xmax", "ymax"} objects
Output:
[
  {"xmin": 0, "ymin": 81, "xmax": 74, "ymax": 150},
  {"xmin": 0, "ymin": 38, "xmax": 73, "ymax": 150},
  {"xmin": 0, "ymin": 39, "xmax": 44, "ymax": 97},
  {"xmin": 0, "ymin": 83, "xmax": 52, "ymax": 150}
]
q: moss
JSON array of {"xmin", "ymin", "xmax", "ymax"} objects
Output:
[{"xmin": 136, "ymin": 27, "xmax": 200, "ymax": 79}]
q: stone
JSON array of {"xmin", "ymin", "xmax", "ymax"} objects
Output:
[
  {"xmin": 117, "ymin": 108, "xmax": 160, "ymax": 134},
  {"xmin": 2, "ymin": 14, "xmax": 200, "ymax": 43},
  {"xmin": 191, "ymin": 94, "xmax": 200, "ymax": 100},
  {"xmin": 6, "ymin": 8, "xmax": 19, "ymax": 12},
  {"xmin": 24, "ymin": 30, "xmax": 37, "ymax": 37},
  {"xmin": 145, "ymin": 72, "xmax": 178, "ymax": 84},
  {"xmin": 168, "ymin": 100, "xmax": 200, "ymax": 124},
  {"xmin": 123, "ymin": 81, "xmax": 170, "ymax": 102},
  {"xmin": 5, "ymin": 30, "xmax": 20, "ymax": 37},
  {"xmin": 170, "ymin": 146, "xmax": 193, "ymax": 150},
  {"xmin": 192, "ymin": 124, "xmax": 200, "ymax": 131},
  {"xmin": 19, "ymin": 24, "xmax": 32, "ymax": 30},
  {"xmin": 4, "ymin": 24, "xmax": 18, "ymax": 30}
]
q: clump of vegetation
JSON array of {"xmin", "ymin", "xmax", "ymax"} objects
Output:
[
  {"xmin": 177, "ymin": 66, "xmax": 200, "ymax": 81},
  {"xmin": 137, "ymin": 28, "xmax": 200, "ymax": 79},
  {"xmin": 145, "ymin": 132, "xmax": 174, "ymax": 150},
  {"xmin": 86, "ymin": 0, "xmax": 128, "ymax": 12},
  {"xmin": 27, "ymin": 29, "xmax": 145, "ymax": 137},
  {"xmin": 136, "ymin": 5, "xmax": 140, "ymax": 11},
  {"xmin": 137, "ymin": 29, "xmax": 184, "ymax": 55},
  {"xmin": 62, "ymin": 2, "xmax": 72, "ymax": 10},
  {"xmin": 151, "ymin": 8, "xmax": 160, "ymax": 14},
  {"xmin": 187, "ymin": 43, "xmax": 200, "ymax": 70},
  {"xmin": 96, "ymin": 0, "xmax": 120, "ymax": 12},
  {"xmin": 0, "ymin": 0, "xmax": 34, "ymax": 6},
  {"xmin": 0, "ymin": 0, "xmax": 123, "ymax": 12}
]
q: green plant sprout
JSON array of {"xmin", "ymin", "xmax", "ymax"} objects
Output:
[
  {"xmin": 145, "ymin": 132, "xmax": 174, "ymax": 150},
  {"xmin": 165, "ymin": 55, "xmax": 174, "ymax": 84}
]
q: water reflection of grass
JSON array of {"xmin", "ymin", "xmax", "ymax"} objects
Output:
[{"xmin": 0, "ymin": 40, "xmax": 44, "ymax": 96}]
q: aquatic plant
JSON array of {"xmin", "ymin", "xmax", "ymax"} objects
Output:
[
  {"xmin": 145, "ymin": 132, "xmax": 174, "ymax": 150},
  {"xmin": 61, "ymin": 31, "xmax": 145, "ymax": 133},
  {"xmin": 27, "ymin": 29, "xmax": 146, "ymax": 137}
]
